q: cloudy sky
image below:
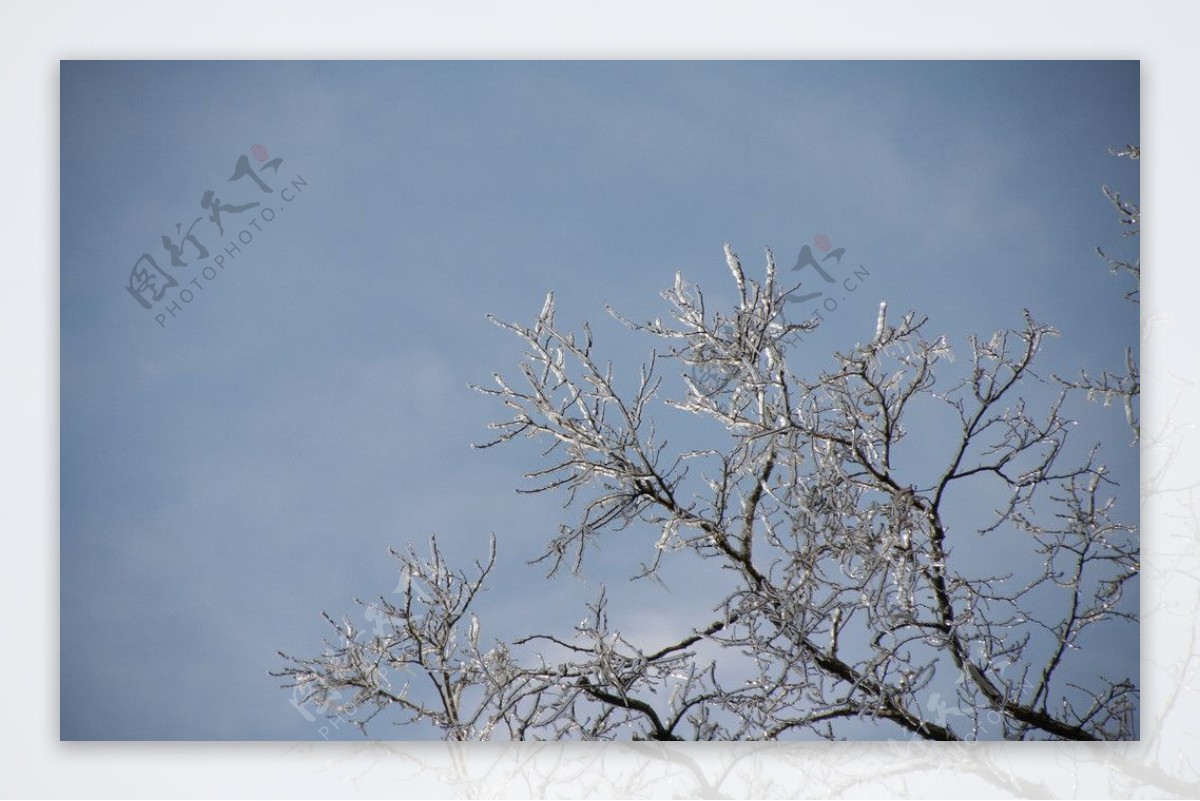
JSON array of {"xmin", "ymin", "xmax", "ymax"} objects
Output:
[{"xmin": 60, "ymin": 60, "xmax": 1139, "ymax": 740}]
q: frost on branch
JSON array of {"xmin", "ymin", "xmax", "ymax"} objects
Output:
[
  {"xmin": 279, "ymin": 240, "xmax": 1137, "ymax": 741},
  {"xmin": 1057, "ymin": 144, "xmax": 1140, "ymax": 442}
]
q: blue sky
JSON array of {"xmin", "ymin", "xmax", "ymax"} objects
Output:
[{"xmin": 60, "ymin": 60, "xmax": 1139, "ymax": 740}]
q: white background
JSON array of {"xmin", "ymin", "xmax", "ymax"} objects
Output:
[{"xmin": 4, "ymin": 1, "xmax": 1196, "ymax": 797}]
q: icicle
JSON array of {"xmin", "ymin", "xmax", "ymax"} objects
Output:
[{"xmin": 724, "ymin": 243, "xmax": 747, "ymax": 306}]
